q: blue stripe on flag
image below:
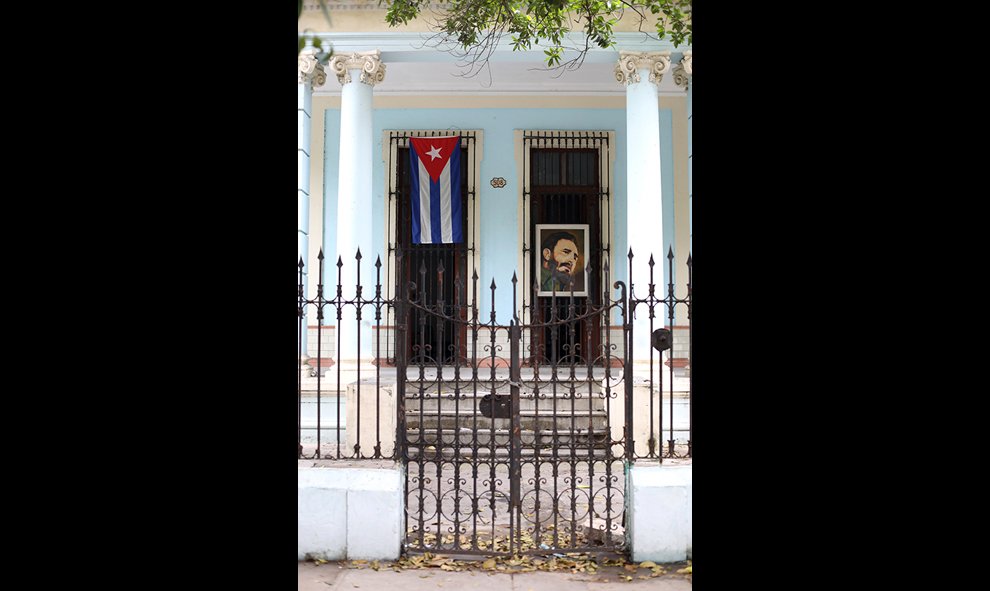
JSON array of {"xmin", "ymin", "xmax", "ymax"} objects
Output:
[
  {"xmin": 409, "ymin": 144, "xmax": 422, "ymax": 243},
  {"xmin": 449, "ymin": 143, "xmax": 462, "ymax": 242}
]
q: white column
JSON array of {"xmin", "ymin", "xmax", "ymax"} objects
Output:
[
  {"xmin": 673, "ymin": 51, "xmax": 692, "ymax": 247},
  {"xmin": 299, "ymin": 43, "xmax": 327, "ymax": 367},
  {"xmin": 616, "ymin": 51, "xmax": 671, "ymax": 362},
  {"xmin": 329, "ymin": 51, "xmax": 386, "ymax": 366}
]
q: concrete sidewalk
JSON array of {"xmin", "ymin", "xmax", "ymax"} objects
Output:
[{"xmin": 299, "ymin": 559, "xmax": 692, "ymax": 590}]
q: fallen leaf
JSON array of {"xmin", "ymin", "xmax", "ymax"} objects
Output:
[
  {"xmin": 482, "ymin": 559, "xmax": 496, "ymax": 569},
  {"xmin": 639, "ymin": 561, "xmax": 657, "ymax": 568},
  {"xmin": 621, "ymin": 575, "xmax": 633, "ymax": 582},
  {"xmin": 623, "ymin": 564, "xmax": 638, "ymax": 572},
  {"xmin": 676, "ymin": 565, "xmax": 692, "ymax": 574}
]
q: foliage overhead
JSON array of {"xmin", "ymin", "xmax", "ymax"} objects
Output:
[
  {"xmin": 299, "ymin": 0, "xmax": 333, "ymax": 61},
  {"xmin": 383, "ymin": 0, "xmax": 691, "ymax": 74}
]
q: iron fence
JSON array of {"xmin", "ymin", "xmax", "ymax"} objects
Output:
[
  {"xmin": 297, "ymin": 247, "xmax": 691, "ymax": 462},
  {"xmin": 298, "ymin": 246, "xmax": 691, "ymax": 553}
]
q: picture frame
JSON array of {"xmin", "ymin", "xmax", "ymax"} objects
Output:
[{"xmin": 535, "ymin": 224, "xmax": 589, "ymax": 297}]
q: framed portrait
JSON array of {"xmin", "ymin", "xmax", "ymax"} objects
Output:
[{"xmin": 535, "ymin": 224, "xmax": 589, "ymax": 297}]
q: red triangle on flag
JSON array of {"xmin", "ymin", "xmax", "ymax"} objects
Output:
[{"xmin": 410, "ymin": 136, "xmax": 460, "ymax": 182}]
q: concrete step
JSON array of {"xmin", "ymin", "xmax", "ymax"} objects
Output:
[
  {"xmin": 405, "ymin": 427, "xmax": 609, "ymax": 447},
  {"xmin": 402, "ymin": 390, "xmax": 608, "ymax": 399},
  {"xmin": 405, "ymin": 446, "xmax": 613, "ymax": 459},
  {"xmin": 406, "ymin": 392, "xmax": 605, "ymax": 413},
  {"xmin": 406, "ymin": 415, "xmax": 608, "ymax": 432},
  {"xmin": 402, "ymin": 367, "xmax": 620, "ymax": 381},
  {"xmin": 406, "ymin": 408, "xmax": 608, "ymax": 417}
]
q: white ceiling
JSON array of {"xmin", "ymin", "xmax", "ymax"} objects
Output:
[
  {"xmin": 315, "ymin": 60, "xmax": 682, "ymax": 96},
  {"xmin": 312, "ymin": 32, "xmax": 688, "ymax": 97}
]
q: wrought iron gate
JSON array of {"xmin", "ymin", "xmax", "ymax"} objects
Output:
[
  {"xmin": 396, "ymin": 254, "xmax": 632, "ymax": 556},
  {"xmin": 297, "ymin": 244, "xmax": 691, "ymax": 554}
]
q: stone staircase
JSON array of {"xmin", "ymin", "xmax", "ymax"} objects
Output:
[{"xmin": 403, "ymin": 377, "xmax": 612, "ymax": 459}]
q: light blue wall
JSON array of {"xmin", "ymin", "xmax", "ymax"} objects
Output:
[
  {"xmin": 321, "ymin": 106, "xmax": 677, "ymax": 324},
  {"xmin": 321, "ymin": 108, "xmax": 341, "ymax": 284},
  {"xmin": 660, "ymin": 108, "xmax": 675, "ymax": 291}
]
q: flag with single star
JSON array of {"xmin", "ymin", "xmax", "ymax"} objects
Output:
[{"xmin": 409, "ymin": 135, "xmax": 462, "ymax": 244}]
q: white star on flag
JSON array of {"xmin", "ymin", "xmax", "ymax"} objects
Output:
[{"xmin": 426, "ymin": 145, "xmax": 443, "ymax": 160}]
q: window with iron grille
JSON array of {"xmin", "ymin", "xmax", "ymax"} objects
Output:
[
  {"xmin": 384, "ymin": 130, "xmax": 480, "ymax": 363},
  {"xmin": 520, "ymin": 131, "xmax": 615, "ymax": 365}
]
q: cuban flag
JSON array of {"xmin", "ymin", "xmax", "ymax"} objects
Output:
[{"xmin": 409, "ymin": 135, "xmax": 463, "ymax": 244}]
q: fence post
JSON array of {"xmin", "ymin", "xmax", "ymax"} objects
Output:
[
  {"xmin": 509, "ymin": 318, "xmax": 522, "ymax": 553},
  {"xmin": 394, "ymin": 248, "xmax": 407, "ymax": 462},
  {"xmin": 625, "ymin": 251, "xmax": 635, "ymax": 461}
]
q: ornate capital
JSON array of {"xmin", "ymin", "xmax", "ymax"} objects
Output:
[
  {"xmin": 615, "ymin": 51, "xmax": 671, "ymax": 86},
  {"xmin": 328, "ymin": 50, "xmax": 387, "ymax": 86},
  {"xmin": 672, "ymin": 51, "xmax": 692, "ymax": 90},
  {"xmin": 298, "ymin": 46, "xmax": 327, "ymax": 88}
]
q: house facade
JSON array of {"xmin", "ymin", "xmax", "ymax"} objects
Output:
[{"xmin": 298, "ymin": 2, "xmax": 692, "ymax": 374}]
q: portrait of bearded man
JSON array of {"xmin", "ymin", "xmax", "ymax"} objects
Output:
[{"xmin": 539, "ymin": 229, "xmax": 585, "ymax": 294}]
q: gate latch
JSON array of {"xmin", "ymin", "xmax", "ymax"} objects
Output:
[
  {"xmin": 479, "ymin": 394, "xmax": 511, "ymax": 418},
  {"xmin": 651, "ymin": 328, "xmax": 672, "ymax": 352}
]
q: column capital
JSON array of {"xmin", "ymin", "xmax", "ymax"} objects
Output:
[
  {"xmin": 615, "ymin": 51, "xmax": 671, "ymax": 86},
  {"xmin": 672, "ymin": 51, "xmax": 692, "ymax": 90},
  {"xmin": 328, "ymin": 50, "xmax": 387, "ymax": 86},
  {"xmin": 298, "ymin": 46, "xmax": 327, "ymax": 88}
]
